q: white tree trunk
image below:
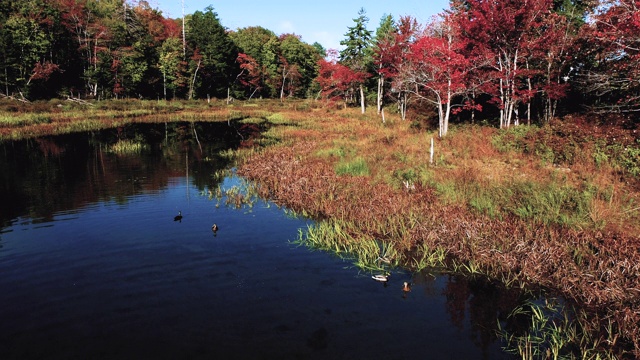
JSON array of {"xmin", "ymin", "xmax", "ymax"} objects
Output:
[
  {"xmin": 188, "ymin": 59, "xmax": 201, "ymax": 100},
  {"xmin": 377, "ymin": 76, "xmax": 384, "ymax": 114},
  {"xmin": 359, "ymin": 84, "xmax": 365, "ymax": 114}
]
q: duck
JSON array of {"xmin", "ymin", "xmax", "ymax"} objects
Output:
[
  {"xmin": 372, "ymin": 274, "xmax": 389, "ymax": 282},
  {"xmin": 402, "ymin": 282, "xmax": 411, "ymax": 292},
  {"xmin": 174, "ymin": 211, "xmax": 183, "ymax": 222},
  {"xmin": 211, "ymin": 223, "xmax": 219, "ymax": 232}
]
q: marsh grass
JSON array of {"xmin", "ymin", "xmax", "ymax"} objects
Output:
[
  {"xmin": 498, "ymin": 298, "xmax": 618, "ymax": 360},
  {"xmin": 235, "ymin": 104, "xmax": 640, "ymax": 358},
  {"xmin": 296, "ymin": 220, "xmax": 399, "ymax": 273},
  {"xmin": 3, "ymin": 99, "xmax": 639, "ymax": 357},
  {"xmin": 0, "ymin": 112, "xmax": 52, "ymax": 127},
  {"xmin": 335, "ymin": 157, "xmax": 369, "ymax": 176},
  {"xmin": 202, "ymin": 171, "xmax": 262, "ymax": 209},
  {"xmin": 0, "ymin": 99, "xmax": 282, "ymax": 141}
]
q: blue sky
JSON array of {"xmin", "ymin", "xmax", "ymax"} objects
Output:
[{"xmin": 152, "ymin": 0, "xmax": 451, "ymax": 50}]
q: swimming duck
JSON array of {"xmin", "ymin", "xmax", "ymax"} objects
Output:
[
  {"xmin": 174, "ymin": 211, "xmax": 183, "ymax": 222},
  {"xmin": 402, "ymin": 282, "xmax": 411, "ymax": 292},
  {"xmin": 372, "ymin": 274, "xmax": 389, "ymax": 282},
  {"xmin": 211, "ymin": 223, "xmax": 219, "ymax": 232}
]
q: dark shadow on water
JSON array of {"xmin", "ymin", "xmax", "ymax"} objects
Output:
[{"xmin": 0, "ymin": 121, "xmax": 250, "ymax": 229}]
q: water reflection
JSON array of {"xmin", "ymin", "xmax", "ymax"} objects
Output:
[
  {"xmin": 0, "ymin": 123, "xmax": 521, "ymax": 359},
  {"xmin": 0, "ymin": 122, "xmax": 244, "ymax": 229}
]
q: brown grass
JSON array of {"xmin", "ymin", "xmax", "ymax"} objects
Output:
[
  {"xmin": 236, "ymin": 103, "xmax": 640, "ymax": 357},
  {"xmin": 2, "ymin": 99, "xmax": 639, "ymax": 356}
]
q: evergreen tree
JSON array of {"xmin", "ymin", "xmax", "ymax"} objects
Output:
[
  {"xmin": 340, "ymin": 8, "xmax": 373, "ymax": 113},
  {"xmin": 186, "ymin": 6, "xmax": 239, "ymax": 99},
  {"xmin": 373, "ymin": 14, "xmax": 396, "ymax": 114}
]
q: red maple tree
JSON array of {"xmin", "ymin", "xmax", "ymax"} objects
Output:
[
  {"xmin": 452, "ymin": 0, "xmax": 558, "ymax": 128},
  {"xmin": 316, "ymin": 49, "xmax": 369, "ymax": 107}
]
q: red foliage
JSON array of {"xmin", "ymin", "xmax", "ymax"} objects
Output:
[
  {"xmin": 236, "ymin": 53, "xmax": 262, "ymax": 91},
  {"xmin": 375, "ymin": 16, "xmax": 421, "ymax": 82},
  {"xmin": 583, "ymin": 0, "xmax": 640, "ymax": 110},
  {"xmin": 316, "ymin": 57, "xmax": 368, "ymax": 103},
  {"xmin": 29, "ymin": 61, "xmax": 61, "ymax": 82},
  {"xmin": 451, "ymin": 0, "xmax": 560, "ymax": 126}
]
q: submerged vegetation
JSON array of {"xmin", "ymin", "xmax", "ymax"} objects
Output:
[{"xmin": 1, "ymin": 99, "xmax": 639, "ymax": 358}]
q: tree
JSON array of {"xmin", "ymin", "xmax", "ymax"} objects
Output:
[
  {"xmin": 316, "ymin": 49, "xmax": 367, "ymax": 107},
  {"xmin": 452, "ymin": 0, "xmax": 558, "ymax": 128},
  {"xmin": 55, "ymin": 0, "xmax": 125, "ymax": 98},
  {"xmin": 158, "ymin": 37, "xmax": 183, "ymax": 99},
  {"xmin": 278, "ymin": 34, "xmax": 321, "ymax": 99},
  {"xmin": 372, "ymin": 14, "xmax": 396, "ymax": 115},
  {"xmin": 236, "ymin": 53, "xmax": 262, "ymax": 99},
  {"xmin": 577, "ymin": 0, "xmax": 640, "ymax": 113},
  {"xmin": 403, "ymin": 14, "xmax": 472, "ymax": 137},
  {"xmin": 530, "ymin": 11, "xmax": 576, "ymax": 122},
  {"xmin": 378, "ymin": 16, "xmax": 422, "ymax": 120},
  {"xmin": 340, "ymin": 8, "xmax": 373, "ymax": 113},
  {"xmin": 1, "ymin": 0, "xmax": 62, "ymax": 98},
  {"xmin": 186, "ymin": 6, "xmax": 238, "ymax": 99},
  {"xmin": 230, "ymin": 27, "xmax": 278, "ymax": 98}
]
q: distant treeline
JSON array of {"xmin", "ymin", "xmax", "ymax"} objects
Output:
[{"xmin": 1, "ymin": 0, "xmax": 639, "ymax": 130}]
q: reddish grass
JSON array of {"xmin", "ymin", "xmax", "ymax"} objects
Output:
[
  {"xmin": 236, "ymin": 104, "xmax": 640, "ymax": 357},
  {"xmin": 2, "ymin": 100, "xmax": 638, "ymax": 356}
]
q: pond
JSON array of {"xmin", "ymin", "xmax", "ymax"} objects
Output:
[{"xmin": 0, "ymin": 122, "xmax": 519, "ymax": 359}]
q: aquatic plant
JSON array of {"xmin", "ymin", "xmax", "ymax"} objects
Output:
[
  {"xmin": 498, "ymin": 298, "xmax": 620, "ymax": 360},
  {"xmin": 295, "ymin": 220, "xmax": 398, "ymax": 273},
  {"xmin": 203, "ymin": 173, "xmax": 262, "ymax": 210}
]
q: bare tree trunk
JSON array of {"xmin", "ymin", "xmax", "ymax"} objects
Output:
[
  {"xmin": 398, "ymin": 92, "xmax": 408, "ymax": 121},
  {"xmin": 162, "ymin": 71, "xmax": 167, "ymax": 100},
  {"xmin": 249, "ymin": 88, "xmax": 259, "ymax": 100},
  {"xmin": 188, "ymin": 59, "xmax": 201, "ymax": 100},
  {"xmin": 377, "ymin": 76, "xmax": 383, "ymax": 114},
  {"xmin": 280, "ymin": 66, "xmax": 288, "ymax": 102},
  {"xmin": 359, "ymin": 84, "xmax": 365, "ymax": 114}
]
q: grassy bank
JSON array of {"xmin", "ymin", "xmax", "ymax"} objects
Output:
[
  {"xmin": 0, "ymin": 98, "xmax": 295, "ymax": 141},
  {"xmin": 2, "ymin": 98, "xmax": 639, "ymax": 357},
  {"xmin": 232, "ymin": 103, "xmax": 639, "ymax": 358}
]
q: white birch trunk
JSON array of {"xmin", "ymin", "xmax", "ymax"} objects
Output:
[{"xmin": 359, "ymin": 84, "xmax": 365, "ymax": 114}]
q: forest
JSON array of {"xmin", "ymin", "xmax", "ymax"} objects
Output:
[{"xmin": 1, "ymin": 0, "xmax": 639, "ymax": 134}]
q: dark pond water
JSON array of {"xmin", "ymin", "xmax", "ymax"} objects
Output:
[{"xmin": 0, "ymin": 122, "xmax": 519, "ymax": 359}]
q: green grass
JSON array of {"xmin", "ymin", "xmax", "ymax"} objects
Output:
[
  {"xmin": 498, "ymin": 298, "xmax": 618, "ymax": 360},
  {"xmin": 335, "ymin": 157, "xmax": 369, "ymax": 176},
  {"xmin": 0, "ymin": 113, "xmax": 52, "ymax": 127},
  {"xmin": 295, "ymin": 220, "xmax": 399, "ymax": 273}
]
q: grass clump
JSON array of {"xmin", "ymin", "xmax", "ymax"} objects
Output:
[
  {"xmin": 335, "ymin": 157, "xmax": 369, "ymax": 176},
  {"xmin": 506, "ymin": 181, "xmax": 591, "ymax": 226},
  {"xmin": 498, "ymin": 298, "xmax": 619, "ymax": 360},
  {"xmin": 296, "ymin": 220, "xmax": 399, "ymax": 273}
]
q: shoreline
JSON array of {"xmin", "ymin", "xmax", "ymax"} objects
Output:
[{"xmin": 2, "ymin": 99, "xmax": 639, "ymax": 357}]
